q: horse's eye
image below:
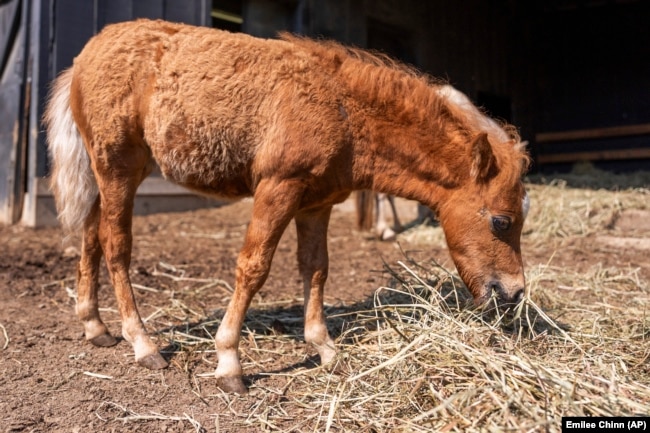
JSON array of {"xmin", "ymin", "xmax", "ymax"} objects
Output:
[{"xmin": 491, "ymin": 216, "xmax": 512, "ymax": 232}]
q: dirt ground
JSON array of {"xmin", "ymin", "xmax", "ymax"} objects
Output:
[{"xmin": 1, "ymin": 193, "xmax": 649, "ymax": 432}]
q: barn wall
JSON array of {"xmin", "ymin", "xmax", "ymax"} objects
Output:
[
  {"xmin": 244, "ymin": 0, "xmax": 513, "ymax": 105},
  {"xmin": 519, "ymin": 1, "xmax": 650, "ymax": 170},
  {"xmin": 531, "ymin": 2, "xmax": 650, "ymax": 132},
  {"xmin": 4, "ymin": 0, "xmax": 649, "ymax": 226},
  {"xmin": 243, "ymin": 0, "xmax": 297, "ymax": 38}
]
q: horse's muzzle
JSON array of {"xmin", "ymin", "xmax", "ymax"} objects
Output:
[{"xmin": 488, "ymin": 280, "xmax": 524, "ymax": 306}]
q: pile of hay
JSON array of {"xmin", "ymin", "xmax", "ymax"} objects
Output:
[
  {"xmin": 152, "ymin": 255, "xmax": 647, "ymax": 432},
  {"xmin": 283, "ymin": 259, "xmax": 649, "ymax": 432},
  {"xmin": 522, "ymin": 181, "xmax": 648, "ymax": 247}
]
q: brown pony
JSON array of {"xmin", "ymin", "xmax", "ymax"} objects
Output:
[{"xmin": 45, "ymin": 19, "xmax": 530, "ymax": 394}]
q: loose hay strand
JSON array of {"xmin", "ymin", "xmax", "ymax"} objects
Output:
[
  {"xmin": 96, "ymin": 402, "xmax": 205, "ymax": 432},
  {"xmin": 83, "ymin": 371, "xmax": 114, "ymax": 380}
]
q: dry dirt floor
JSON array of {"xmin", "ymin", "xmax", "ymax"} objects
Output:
[{"xmin": 1, "ymin": 185, "xmax": 649, "ymax": 432}]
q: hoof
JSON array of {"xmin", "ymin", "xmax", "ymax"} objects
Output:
[
  {"xmin": 327, "ymin": 359, "xmax": 348, "ymax": 375},
  {"xmin": 379, "ymin": 228, "xmax": 397, "ymax": 241},
  {"xmin": 137, "ymin": 353, "xmax": 169, "ymax": 370},
  {"xmin": 89, "ymin": 334, "xmax": 118, "ymax": 347},
  {"xmin": 217, "ymin": 376, "xmax": 248, "ymax": 394}
]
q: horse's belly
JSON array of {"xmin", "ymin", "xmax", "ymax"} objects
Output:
[
  {"xmin": 147, "ymin": 130, "xmax": 254, "ymax": 199},
  {"xmin": 175, "ymin": 175, "xmax": 252, "ymax": 199},
  {"xmin": 143, "ymin": 92, "xmax": 256, "ymax": 198}
]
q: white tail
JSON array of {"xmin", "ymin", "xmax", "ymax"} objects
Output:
[{"xmin": 44, "ymin": 68, "xmax": 98, "ymax": 234}]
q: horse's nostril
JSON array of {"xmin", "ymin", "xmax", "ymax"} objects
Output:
[
  {"xmin": 513, "ymin": 288, "xmax": 525, "ymax": 304},
  {"xmin": 488, "ymin": 280, "xmax": 506, "ymax": 299},
  {"xmin": 489, "ymin": 281, "xmax": 524, "ymax": 304}
]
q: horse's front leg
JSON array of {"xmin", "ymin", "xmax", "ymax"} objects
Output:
[
  {"xmin": 295, "ymin": 207, "xmax": 336, "ymax": 365},
  {"xmin": 215, "ymin": 179, "xmax": 303, "ymax": 394}
]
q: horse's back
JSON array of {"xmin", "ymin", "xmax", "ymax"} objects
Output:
[
  {"xmin": 71, "ymin": 20, "xmax": 273, "ymax": 196},
  {"xmin": 70, "ymin": 20, "xmax": 348, "ymax": 199}
]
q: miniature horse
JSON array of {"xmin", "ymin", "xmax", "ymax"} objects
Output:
[{"xmin": 45, "ymin": 19, "xmax": 530, "ymax": 394}]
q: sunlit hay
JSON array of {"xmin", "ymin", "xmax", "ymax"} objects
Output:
[
  {"xmin": 145, "ymin": 253, "xmax": 649, "ymax": 432},
  {"xmin": 276, "ymin": 260, "xmax": 649, "ymax": 432},
  {"xmin": 398, "ymin": 223, "xmax": 447, "ymax": 247},
  {"xmin": 522, "ymin": 181, "xmax": 648, "ymax": 248}
]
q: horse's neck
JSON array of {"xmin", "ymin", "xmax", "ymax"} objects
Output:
[
  {"xmin": 338, "ymin": 62, "xmax": 473, "ymax": 209},
  {"xmin": 349, "ymin": 112, "xmax": 465, "ymax": 211}
]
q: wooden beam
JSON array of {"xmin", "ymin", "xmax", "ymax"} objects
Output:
[
  {"xmin": 536, "ymin": 123, "xmax": 650, "ymax": 143},
  {"xmin": 537, "ymin": 147, "xmax": 650, "ymax": 164},
  {"xmin": 30, "ymin": 176, "xmax": 228, "ymax": 227},
  {"xmin": 36, "ymin": 175, "xmax": 194, "ymax": 196}
]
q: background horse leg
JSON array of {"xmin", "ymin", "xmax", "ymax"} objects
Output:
[
  {"xmin": 355, "ymin": 190, "xmax": 375, "ymax": 231},
  {"xmin": 92, "ymin": 147, "xmax": 166, "ymax": 370},
  {"xmin": 375, "ymin": 193, "xmax": 402, "ymax": 241},
  {"xmin": 416, "ymin": 203, "xmax": 437, "ymax": 224},
  {"xmin": 295, "ymin": 207, "xmax": 336, "ymax": 365},
  {"xmin": 76, "ymin": 197, "xmax": 116, "ymax": 347},
  {"xmin": 386, "ymin": 195, "xmax": 403, "ymax": 231},
  {"xmin": 215, "ymin": 179, "xmax": 303, "ymax": 394}
]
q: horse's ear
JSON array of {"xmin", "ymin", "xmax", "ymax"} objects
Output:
[{"xmin": 470, "ymin": 132, "xmax": 496, "ymax": 182}]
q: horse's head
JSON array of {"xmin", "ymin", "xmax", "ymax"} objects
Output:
[{"xmin": 438, "ymin": 132, "xmax": 529, "ymax": 308}]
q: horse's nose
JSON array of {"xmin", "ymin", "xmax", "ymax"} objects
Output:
[{"xmin": 489, "ymin": 281, "xmax": 524, "ymax": 305}]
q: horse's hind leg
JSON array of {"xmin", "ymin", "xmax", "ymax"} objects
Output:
[
  {"xmin": 76, "ymin": 197, "xmax": 116, "ymax": 347},
  {"xmin": 93, "ymin": 144, "xmax": 167, "ymax": 369},
  {"xmin": 295, "ymin": 207, "xmax": 336, "ymax": 365}
]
